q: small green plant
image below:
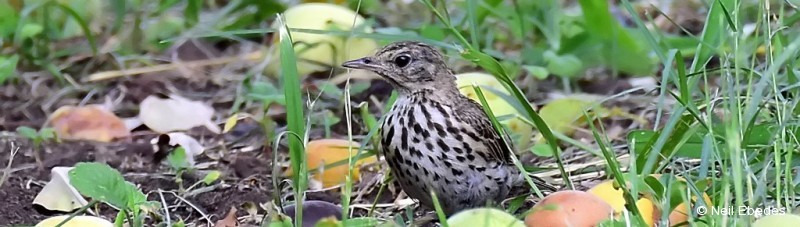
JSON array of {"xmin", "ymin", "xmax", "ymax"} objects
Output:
[
  {"xmin": 164, "ymin": 146, "xmax": 221, "ymax": 194},
  {"xmin": 16, "ymin": 126, "xmax": 57, "ymax": 147},
  {"xmin": 165, "ymin": 146, "xmax": 192, "ymax": 192},
  {"xmin": 68, "ymin": 162, "xmax": 159, "ymax": 227},
  {"xmin": 0, "ymin": 54, "xmax": 19, "ymax": 85},
  {"xmin": 16, "ymin": 126, "xmax": 57, "ymax": 170}
]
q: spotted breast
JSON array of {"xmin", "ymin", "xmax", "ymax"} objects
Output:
[{"xmin": 380, "ymin": 89, "xmax": 519, "ymax": 215}]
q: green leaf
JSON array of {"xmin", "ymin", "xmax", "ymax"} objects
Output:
[
  {"xmin": 69, "ymin": 162, "xmax": 146, "ymax": 211},
  {"xmin": 203, "ymin": 170, "xmax": 221, "ymax": 184},
  {"xmin": 0, "ymin": 54, "xmax": 19, "ymax": 84},
  {"xmin": 16, "ymin": 126, "xmax": 38, "ymax": 139},
  {"xmin": 349, "ymin": 82, "xmax": 371, "ymax": 95},
  {"xmin": 522, "ymin": 65, "xmax": 549, "ymax": 80},
  {"xmin": 247, "ymin": 81, "xmax": 285, "ymax": 106},
  {"xmin": 184, "ymin": 0, "xmax": 201, "ymax": 27},
  {"xmin": 544, "ymin": 51, "xmax": 583, "ymax": 78},
  {"xmin": 530, "ymin": 144, "xmax": 554, "ymax": 157},
  {"xmin": 629, "ymin": 129, "xmax": 704, "ymax": 159},
  {"xmin": 577, "ymin": 0, "xmax": 654, "ymax": 75},
  {"xmin": 0, "ymin": 1, "xmax": 19, "ymax": 37},
  {"xmin": 19, "ymin": 23, "xmax": 43, "ymax": 39},
  {"xmin": 316, "ymin": 81, "xmax": 344, "ymax": 97},
  {"xmin": 38, "ymin": 128, "xmax": 57, "ymax": 140},
  {"xmin": 167, "ymin": 147, "xmax": 190, "ymax": 170},
  {"xmin": 538, "ymin": 97, "xmax": 600, "ymax": 137},
  {"xmin": 171, "ymin": 219, "xmax": 186, "ymax": 227},
  {"xmin": 418, "ymin": 24, "xmax": 447, "ymax": 41}
]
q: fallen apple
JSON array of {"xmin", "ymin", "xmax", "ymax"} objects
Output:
[
  {"xmin": 36, "ymin": 215, "xmax": 112, "ymax": 227},
  {"xmin": 448, "ymin": 208, "xmax": 525, "ymax": 227},
  {"xmin": 48, "ymin": 104, "xmax": 130, "ymax": 142},
  {"xmin": 587, "ymin": 179, "xmax": 658, "ymax": 226},
  {"xmin": 587, "ymin": 175, "xmax": 714, "ymax": 227},
  {"xmin": 285, "ymin": 139, "xmax": 377, "ymax": 188},
  {"xmin": 267, "ymin": 3, "xmax": 378, "ymax": 76},
  {"xmin": 525, "ymin": 190, "xmax": 614, "ymax": 227},
  {"xmin": 752, "ymin": 214, "xmax": 800, "ymax": 227}
]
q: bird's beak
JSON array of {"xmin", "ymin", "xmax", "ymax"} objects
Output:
[{"xmin": 341, "ymin": 57, "xmax": 379, "ymax": 70}]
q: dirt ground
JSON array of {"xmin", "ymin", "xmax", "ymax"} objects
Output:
[
  {"xmin": 0, "ymin": 131, "xmax": 277, "ymax": 226},
  {"xmin": 0, "ymin": 72, "xmax": 414, "ymax": 226}
]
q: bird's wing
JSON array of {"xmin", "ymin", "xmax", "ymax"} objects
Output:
[{"xmin": 455, "ymin": 98, "xmax": 515, "ymax": 164}]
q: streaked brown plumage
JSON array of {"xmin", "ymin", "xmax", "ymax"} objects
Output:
[{"xmin": 342, "ymin": 41, "xmax": 553, "ymax": 215}]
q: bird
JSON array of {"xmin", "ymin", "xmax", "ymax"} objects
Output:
[{"xmin": 341, "ymin": 41, "xmax": 555, "ymax": 216}]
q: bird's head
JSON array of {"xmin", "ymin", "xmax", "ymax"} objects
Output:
[{"xmin": 342, "ymin": 41, "xmax": 455, "ymax": 93}]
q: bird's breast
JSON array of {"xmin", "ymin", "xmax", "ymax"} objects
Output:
[{"xmin": 378, "ymin": 95, "xmax": 515, "ymax": 212}]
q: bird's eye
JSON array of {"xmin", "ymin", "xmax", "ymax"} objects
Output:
[{"xmin": 393, "ymin": 55, "xmax": 412, "ymax": 68}]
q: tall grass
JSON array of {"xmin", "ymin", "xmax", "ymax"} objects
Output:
[
  {"xmin": 616, "ymin": 0, "xmax": 800, "ymax": 225},
  {"xmin": 276, "ymin": 14, "xmax": 308, "ymax": 227}
]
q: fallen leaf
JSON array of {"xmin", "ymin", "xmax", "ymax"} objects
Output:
[
  {"xmin": 535, "ymin": 96, "xmax": 607, "ymax": 144},
  {"xmin": 48, "ymin": 105, "xmax": 130, "ymax": 142},
  {"xmin": 222, "ymin": 113, "xmax": 239, "ymax": 133},
  {"xmin": 214, "ymin": 207, "xmax": 238, "ymax": 227},
  {"xmin": 33, "ymin": 167, "xmax": 89, "ymax": 212},
  {"xmin": 202, "ymin": 170, "xmax": 221, "ymax": 184},
  {"xmin": 138, "ymin": 94, "xmax": 220, "ymax": 134}
]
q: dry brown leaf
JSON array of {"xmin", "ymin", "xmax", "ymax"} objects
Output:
[
  {"xmin": 48, "ymin": 104, "xmax": 131, "ymax": 142},
  {"xmin": 214, "ymin": 207, "xmax": 238, "ymax": 227}
]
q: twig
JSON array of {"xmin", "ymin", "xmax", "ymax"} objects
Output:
[
  {"xmin": 157, "ymin": 189, "xmax": 171, "ymax": 226},
  {"xmin": 0, "ymin": 142, "xmax": 20, "ymax": 188},
  {"xmin": 166, "ymin": 191, "xmax": 214, "ymax": 226},
  {"xmin": 85, "ymin": 51, "xmax": 263, "ymax": 82}
]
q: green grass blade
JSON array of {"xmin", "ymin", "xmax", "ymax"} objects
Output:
[
  {"xmin": 185, "ymin": 0, "xmax": 201, "ymax": 27},
  {"xmin": 430, "ymin": 191, "xmax": 449, "ymax": 227},
  {"xmin": 277, "ymin": 14, "xmax": 307, "ymax": 227},
  {"xmin": 466, "ymin": 0, "xmax": 479, "ymax": 49},
  {"xmin": 472, "ymin": 85, "xmax": 545, "ymax": 197},
  {"xmin": 109, "ymin": 0, "xmax": 125, "ymax": 32},
  {"xmin": 585, "ymin": 112, "xmax": 648, "ymax": 225},
  {"xmin": 52, "ymin": 2, "xmax": 97, "ymax": 55}
]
